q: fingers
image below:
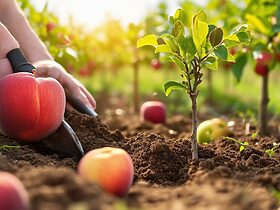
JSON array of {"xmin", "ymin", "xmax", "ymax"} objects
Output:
[
  {"xmin": 80, "ymin": 86, "xmax": 96, "ymax": 109},
  {"xmin": 65, "ymin": 102, "xmax": 74, "ymax": 112},
  {"xmin": 33, "ymin": 60, "xmax": 96, "ymax": 112}
]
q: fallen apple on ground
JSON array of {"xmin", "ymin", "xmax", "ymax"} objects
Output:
[
  {"xmin": 140, "ymin": 101, "xmax": 166, "ymax": 124},
  {"xmin": 0, "ymin": 172, "xmax": 29, "ymax": 210},
  {"xmin": 78, "ymin": 147, "xmax": 134, "ymax": 197},
  {"xmin": 0, "ymin": 72, "xmax": 65, "ymax": 141},
  {"xmin": 197, "ymin": 118, "xmax": 232, "ymax": 144}
]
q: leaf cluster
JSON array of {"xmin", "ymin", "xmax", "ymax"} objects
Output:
[{"xmin": 137, "ymin": 9, "xmax": 250, "ymax": 96}]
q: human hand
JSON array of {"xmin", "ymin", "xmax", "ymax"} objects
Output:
[{"xmin": 33, "ymin": 60, "xmax": 96, "ymax": 111}]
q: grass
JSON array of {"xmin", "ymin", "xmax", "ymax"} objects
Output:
[{"xmin": 76, "ymin": 62, "xmax": 280, "ymax": 117}]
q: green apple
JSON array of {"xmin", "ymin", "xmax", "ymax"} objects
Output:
[{"xmin": 197, "ymin": 118, "xmax": 232, "ymax": 144}]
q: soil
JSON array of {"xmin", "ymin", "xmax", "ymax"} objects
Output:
[{"xmin": 1, "ymin": 98, "xmax": 280, "ymax": 210}]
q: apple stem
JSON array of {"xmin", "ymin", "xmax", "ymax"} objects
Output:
[{"xmin": 259, "ymin": 74, "xmax": 269, "ymax": 135}]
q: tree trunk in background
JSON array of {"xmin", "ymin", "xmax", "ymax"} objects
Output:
[
  {"xmin": 259, "ymin": 74, "xmax": 269, "ymax": 135},
  {"xmin": 133, "ymin": 61, "xmax": 139, "ymax": 113}
]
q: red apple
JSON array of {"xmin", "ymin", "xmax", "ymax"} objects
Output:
[
  {"xmin": 0, "ymin": 172, "xmax": 29, "ymax": 210},
  {"xmin": 0, "ymin": 72, "xmax": 65, "ymax": 141},
  {"xmin": 140, "ymin": 101, "xmax": 166, "ymax": 124},
  {"xmin": 151, "ymin": 59, "xmax": 161, "ymax": 70},
  {"xmin": 79, "ymin": 66, "xmax": 91, "ymax": 77},
  {"xmin": 46, "ymin": 22, "xmax": 56, "ymax": 33},
  {"xmin": 78, "ymin": 147, "xmax": 134, "ymax": 197},
  {"xmin": 255, "ymin": 63, "xmax": 269, "ymax": 76},
  {"xmin": 256, "ymin": 52, "xmax": 273, "ymax": 65}
]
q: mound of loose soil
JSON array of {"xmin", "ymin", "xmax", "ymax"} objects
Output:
[{"xmin": 0, "ymin": 110, "xmax": 280, "ymax": 210}]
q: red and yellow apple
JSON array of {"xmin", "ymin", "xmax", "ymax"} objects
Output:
[
  {"xmin": 0, "ymin": 172, "xmax": 29, "ymax": 210},
  {"xmin": 0, "ymin": 72, "xmax": 65, "ymax": 141},
  {"xmin": 78, "ymin": 147, "xmax": 134, "ymax": 197},
  {"xmin": 197, "ymin": 118, "xmax": 232, "ymax": 144},
  {"xmin": 140, "ymin": 101, "xmax": 166, "ymax": 124}
]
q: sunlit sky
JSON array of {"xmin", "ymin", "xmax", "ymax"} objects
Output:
[{"xmin": 30, "ymin": 0, "xmax": 182, "ymax": 29}]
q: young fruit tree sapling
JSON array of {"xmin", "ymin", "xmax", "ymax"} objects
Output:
[{"xmin": 137, "ymin": 9, "xmax": 249, "ymax": 159}]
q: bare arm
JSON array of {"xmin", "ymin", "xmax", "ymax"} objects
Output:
[
  {"xmin": 0, "ymin": 21, "xmax": 18, "ymax": 77},
  {"xmin": 0, "ymin": 0, "xmax": 52, "ymax": 62}
]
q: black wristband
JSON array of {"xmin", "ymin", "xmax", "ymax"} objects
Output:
[{"xmin": 6, "ymin": 48, "xmax": 35, "ymax": 73}]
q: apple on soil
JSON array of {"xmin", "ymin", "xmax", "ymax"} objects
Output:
[
  {"xmin": 0, "ymin": 72, "xmax": 65, "ymax": 141},
  {"xmin": 0, "ymin": 172, "xmax": 29, "ymax": 210},
  {"xmin": 197, "ymin": 118, "xmax": 232, "ymax": 144},
  {"xmin": 140, "ymin": 101, "xmax": 166, "ymax": 124},
  {"xmin": 78, "ymin": 147, "xmax": 134, "ymax": 197}
]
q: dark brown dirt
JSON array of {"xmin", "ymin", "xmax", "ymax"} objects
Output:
[{"xmin": 1, "ymin": 108, "xmax": 280, "ymax": 210}]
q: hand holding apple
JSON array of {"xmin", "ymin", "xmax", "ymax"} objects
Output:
[
  {"xmin": 0, "ymin": 72, "xmax": 65, "ymax": 141},
  {"xmin": 78, "ymin": 147, "xmax": 134, "ymax": 197},
  {"xmin": 197, "ymin": 118, "xmax": 232, "ymax": 144},
  {"xmin": 0, "ymin": 172, "xmax": 29, "ymax": 210},
  {"xmin": 140, "ymin": 101, "xmax": 166, "ymax": 124}
]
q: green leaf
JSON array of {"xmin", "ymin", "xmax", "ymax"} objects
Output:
[
  {"xmin": 236, "ymin": 32, "xmax": 250, "ymax": 44},
  {"xmin": 192, "ymin": 20, "xmax": 209, "ymax": 57},
  {"xmin": 239, "ymin": 145, "xmax": 245, "ymax": 152},
  {"xmin": 192, "ymin": 10, "xmax": 207, "ymax": 25},
  {"xmin": 155, "ymin": 45, "xmax": 172, "ymax": 53},
  {"xmin": 157, "ymin": 37, "xmax": 166, "ymax": 45},
  {"xmin": 205, "ymin": 56, "xmax": 218, "ymax": 70},
  {"xmin": 177, "ymin": 35, "xmax": 196, "ymax": 58},
  {"xmin": 224, "ymin": 34, "xmax": 240, "ymax": 48},
  {"xmin": 232, "ymin": 54, "xmax": 247, "ymax": 83},
  {"xmin": 137, "ymin": 35, "xmax": 158, "ymax": 48},
  {"xmin": 174, "ymin": 9, "xmax": 186, "ymax": 24},
  {"xmin": 161, "ymin": 34, "xmax": 179, "ymax": 53},
  {"xmin": 170, "ymin": 56, "xmax": 185, "ymax": 71},
  {"xmin": 169, "ymin": 16, "xmax": 175, "ymax": 25},
  {"xmin": 245, "ymin": 14, "xmax": 270, "ymax": 35},
  {"xmin": 214, "ymin": 45, "xmax": 234, "ymax": 62},
  {"xmin": 232, "ymin": 24, "xmax": 248, "ymax": 34},
  {"xmin": 163, "ymin": 81, "xmax": 188, "ymax": 96},
  {"xmin": 209, "ymin": 27, "xmax": 223, "ymax": 47},
  {"xmin": 272, "ymin": 24, "xmax": 280, "ymax": 33},
  {"xmin": 173, "ymin": 20, "xmax": 184, "ymax": 37}
]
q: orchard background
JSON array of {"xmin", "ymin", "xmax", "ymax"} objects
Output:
[{"xmin": 19, "ymin": 0, "xmax": 280, "ymax": 119}]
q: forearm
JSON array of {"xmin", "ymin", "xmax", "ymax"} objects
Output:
[
  {"xmin": 0, "ymin": 0, "xmax": 53, "ymax": 62},
  {"xmin": 0, "ymin": 22, "xmax": 19, "ymax": 59}
]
